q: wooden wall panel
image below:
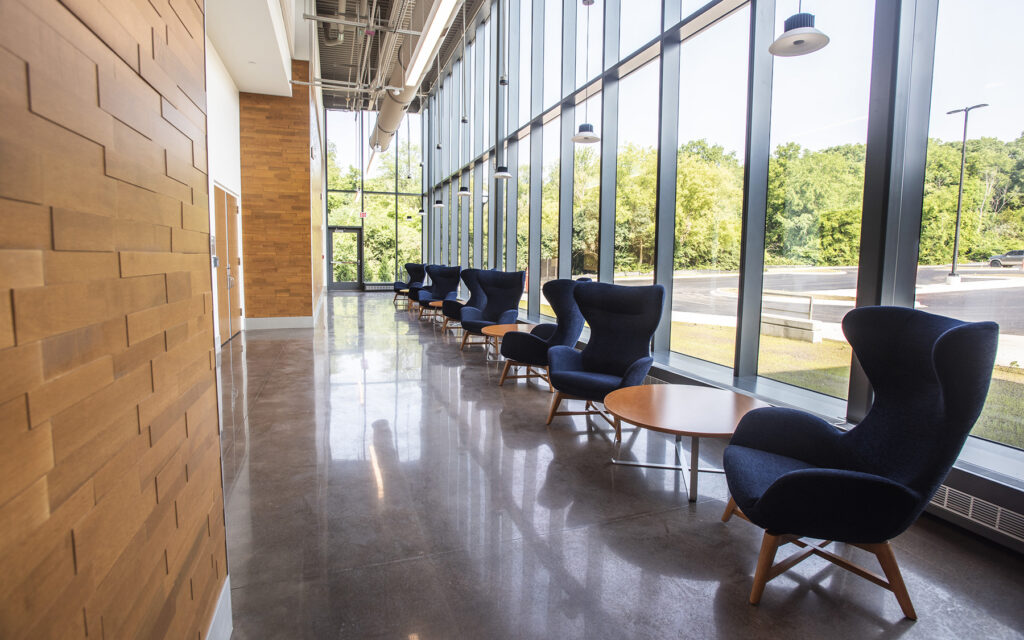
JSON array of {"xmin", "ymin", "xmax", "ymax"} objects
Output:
[
  {"xmin": 240, "ymin": 60, "xmax": 313, "ymax": 318},
  {"xmin": 0, "ymin": 0, "xmax": 225, "ymax": 638}
]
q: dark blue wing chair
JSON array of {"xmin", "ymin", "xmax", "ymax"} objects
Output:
[
  {"xmin": 441, "ymin": 268, "xmax": 486, "ymax": 333},
  {"xmin": 546, "ymin": 282, "xmax": 664, "ymax": 425},
  {"xmin": 393, "ymin": 263, "xmax": 425, "ymax": 305},
  {"xmin": 721, "ymin": 306, "xmax": 998, "ymax": 620},
  {"xmin": 460, "ymin": 270, "xmax": 526, "ymax": 350},
  {"xmin": 415, "ymin": 265, "xmax": 461, "ymax": 320},
  {"xmin": 498, "ymin": 278, "xmax": 588, "ymax": 391},
  {"xmin": 406, "ymin": 264, "xmax": 434, "ymax": 312}
]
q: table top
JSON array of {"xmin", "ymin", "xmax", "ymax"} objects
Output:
[
  {"xmin": 604, "ymin": 384, "xmax": 770, "ymax": 438},
  {"xmin": 428, "ymin": 300, "xmax": 444, "ymax": 307},
  {"xmin": 481, "ymin": 323, "xmax": 536, "ymax": 338}
]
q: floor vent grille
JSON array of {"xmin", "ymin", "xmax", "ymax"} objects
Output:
[{"xmin": 930, "ymin": 484, "xmax": 1024, "ymax": 544}]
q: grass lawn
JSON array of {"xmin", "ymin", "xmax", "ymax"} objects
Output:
[{"xmin": 669, "ymin": 321, "xmax": 1024, "ymax": 450}]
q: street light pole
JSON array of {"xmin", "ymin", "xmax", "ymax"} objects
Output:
[{"xmin": 945, "ymin": 103, "xmax": 988, "ymax": 285}]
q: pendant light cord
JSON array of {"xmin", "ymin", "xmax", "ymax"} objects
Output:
[{"xmin": 584, "ymin": 2, "xmax": 591, "ymax": 123}]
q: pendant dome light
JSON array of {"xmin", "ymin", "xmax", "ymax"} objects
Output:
[
  {"xmin": 433, "ymin": 198, "xmax": 444, "ymax": 209},
  {"xmin": 458, "ymin": 184, "xmax": 471, "ymax": 198},
  {"xmin": 769, "ymin": 2, "xmax": 829, "ymax": 57},
  {"xmin": 572, "ymin": 0, "xmax": 600, "ymax": 144},
  {"xmin": 494, "ymin": 163, "xmax": 512, "ymax": 180}
]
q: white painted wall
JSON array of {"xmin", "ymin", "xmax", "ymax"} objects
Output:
[{"xmin": 206, "ymin": 37, "xmax": 244, "ymax": 344}]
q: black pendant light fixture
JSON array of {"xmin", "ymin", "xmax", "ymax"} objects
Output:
[
  {"xmin": 494, "ymin": 163, "xmax": 511, "ymax": 180},
  {"xmin": 458, "ymin": 184, "xmax": 471, "ymax": 198},
  {"xmin": 433, "ymin": 198, "xmax": 444, "ymax": 209},
  {"xmin": 572, "ymin": 0, "xmax": 600, "ymax": 144},
  {"xmin": 769, "ymin": 1, "xmax": 829, "ymax": 57}
]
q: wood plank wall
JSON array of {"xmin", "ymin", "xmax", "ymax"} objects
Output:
[
  {"xmin": 239, "ymin": 60, "xmax": 314, "ymax": 319},
  {"xmin": 0, "ymin": 0, "xmax": 226, "ymax": 638}
]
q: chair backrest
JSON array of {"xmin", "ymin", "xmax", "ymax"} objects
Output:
[
  {"xmin": 841, "ymin": 306, "xmax": 998, "ymax": 499},
  {"xmin": 477, "ymin": 270, "xmax": 526, "ymax": 321},
  {"xmin": 405, "ymin": 263, "xmax": 426, "ymax": 285},
  {"xmin": 425, "ymin": 265, "xmax": 461, "ymax": 299},
  {"xmin": 540, "ymin": 279, "xmax": 587, "ymax": 348},
  {"xmin": 575, "ymin": 282, "xmax": 665, "ymax": 376},
  {"xmin": 461, "ymin": 269, "xmax": 487, "ymax": 310}
]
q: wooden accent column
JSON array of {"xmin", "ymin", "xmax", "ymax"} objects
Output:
[
  {"xmin": 239, "ymin": 60, "xmax": 314, "ymax": 319},
  {"xmin": 0, "ymin": 0, "xmax": 226, "ymax": 638}
]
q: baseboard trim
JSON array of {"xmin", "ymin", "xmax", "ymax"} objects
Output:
[
  {"xmin": 244, "ymin": 315, "xmax": 314, "ymax": 330},
  {"xmin": 204, "ymin": 576, "xmax": 233, "ymax": 640}
]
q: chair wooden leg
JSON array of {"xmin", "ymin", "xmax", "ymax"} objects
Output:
[
  {"xmin": 546, "ymin": 391, "xmax": 564, "ymax": 425},
  {"xmin": 442, "ymin": 317, "xmax": 450, "ymax": 333},
  {"xmin": 544, "ymin": 366, "xmax": 554, "ymax": 393},
  {"xmin": 721, "ymin": 496, "xmax": 738, "ymax": 522},
  {"xmin": 869, "ymin": 542, "xmax": 917, "ymax": 620},
  {"xmin": 499, "ymin": 360, "xmax": 512, "ymax": 386},
  {"xmin": 460, "ymin": 330, "xmax": 470, "ymax": 350},
  {"xmin": 750, "ymin": 532, "xmax": 782, "ymax": 605}
]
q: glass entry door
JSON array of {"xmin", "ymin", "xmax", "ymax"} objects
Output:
[{"xmin": 329, "ymin": 226, "xmax": 363, "ymax": 290}]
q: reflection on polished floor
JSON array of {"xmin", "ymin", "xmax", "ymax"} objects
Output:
[{"xmin": 220, "ymin": 292, "xmax": 1024, "ymax": 639}]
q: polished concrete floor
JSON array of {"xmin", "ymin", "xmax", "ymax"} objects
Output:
[{"xmin": 220, "ymin": 292, "xmax": 1024, "ymax": 639}]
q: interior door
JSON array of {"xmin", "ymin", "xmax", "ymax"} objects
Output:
[
  {"xmin": 225, "ymin": 192, "xmax": 241, "ymax": 341},
  {"xmin": 213, "ymin": 187, "xmax": 231, "ymax": 344},
  {"xmin": 329, "ymin": 226, "xmax": 362, "ymax": 290}
]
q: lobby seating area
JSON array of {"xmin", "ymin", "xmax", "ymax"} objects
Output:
[{"xmin": 220, "ymin": 292, "xmax": 1024, "ymax": 639}]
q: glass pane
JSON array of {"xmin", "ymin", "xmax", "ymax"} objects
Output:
[
  {"xmin": 363, "ymin": 193, "xmax": 397, "ymax": 282},
  {"xmin": 619, "ymin": 0, "xmax": 660, "ymax": 58},
  {"xmin": 615, "ymin": 61, "xmax": 659, "ymax": 286},
  {"xmin": 482, "ymin": 160, "xmax": 490, "ymax": 267},
  {"xmin": 757, "ymin": 2, "xmax": 875, "ymax": 399},
  {"xmin": 542, "ymin": 0, "xmax": 562, "ymax": 108},
  {"xmin": 398, "ymin": 196, "xmax": 422, "ymax": 269},
  {"xmin": 327, "ymin": 110, "xmax": 360, "ymax": 190},
  {"xmin": 483, "ymin": 22, "xmax": 492, "ymax": 149},
  {"xmin": 397, "ymin": 112, "xmax": 422, "ymax": 194},
  {"xmin": 670, "ymin": 6, "xmax": 749, "ymax": 367},
  {"xmin": 919, "ymin": 0, "xmax": 1024, "ymax": 449},
  {"xmin": 332, "ymin": 230, "xmax": 359, "ymax": 283},
  {"xmin": 575, "ymin": 0, "xmax": 603, "ymax": 88},
  {"xmin": 572, "ymin": 93, "xmax": 601, "ymax": 278},
  {"xmin": 541, "ymin": 117, "xmax": 560, "ymax": 298},
  {"xmin": 518, "ymin": 0, "xmax": 532, "ymax": 125},
  {"xmin": 469, "ymin": 169, "xmax": 475, "ymax": 267},
  {"xmin": 518, "ymin": 135, "xmax": 531, "ymax": 309},
  {"xmin": 328, "ymin": 191, "xmax": 361, "ymax": 227}
]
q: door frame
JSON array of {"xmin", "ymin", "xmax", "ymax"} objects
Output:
[{"xmin": 328, "ymin": 225, "xmax": 364, "ymax": 290}]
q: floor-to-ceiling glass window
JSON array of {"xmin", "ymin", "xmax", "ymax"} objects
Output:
[
  {"xmin": 518, "ymin": 0, "xmax": 532, "ymax": 126},
  {"xmin": 756, "ymin": 1, "xmax": 875, "ymax": 399},
  {"xmin": 518, "ymin": 134, "xmax": 531, "ymax": 309},
  {"xmin": 918, "ymin": 0, "xmax": 1024, "ymax": 450},
  {"xmin": 575, "ymin": 0, "xmax": 603, "ymax": 89},
  {"xmin": 615, "ymin": 61, "xmax": 659, "ymax": 286},
  {"xmin": 619, "ymin": 0, "xmax": 659, "ymax": 57},
  {"xmin": 327, "ymin": 110, "xmax": 423, "ymax": 283},
  {"xmin": 482, "ymin": 159, "xmax": 491, "ymax": 267},
  {"xmin": 572, "ymin": 93, "xmax": 601, "ymax": 278},
  {"xmin": 541, "ymin": 118, "xmax": 560, "ymax": 297},
  {"xmin": 669, "ymin": 6, "xmax": 749, "ymax": 366},
  {"xmin": 542, "ymin": 0, "xmax": 562, "ymax": 108}
]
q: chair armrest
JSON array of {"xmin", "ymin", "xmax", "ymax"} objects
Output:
[
  {"xmin": 730, "ymin": 407, "xmax": 843, "ymax": 466},
  {"xmin": 460, "ymin": 306, "xmax": 484, "ymax": 323},
  {"xmin": 754, "ymin": 468, "xmax": 922, "ymax": 542},
  {"xmin": 547, "ymin": 346, "xmax": 583, "ymax": 373},
  {"xmin": 443, "ymin": 291, "xmax": 459, "ymax": 301},
  {"xmin": 415, "ymin": 290, "xmax": 433, "ymax": 303},
  {"xmin": 531, "ymin": 323, "xmax": 557, "ymax": 341},
  {"xmin": 408, "ymin": 280, "xmax": 423, "ymax": 289},
  {"xmin": 500, "ymin": 331, "xmax": 549, "ymax": 362},
  {"xmin": 496, "ymin": 308, "xmax": 519, "ymax": 325},
  {"xmin": 442, "ymin": 300, "xmax": 464, "ymax": 317},
  {"xmin": 621, "ymin": 357, "xmax": 654, "ymax": 388}
]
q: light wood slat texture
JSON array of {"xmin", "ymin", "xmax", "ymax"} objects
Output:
[
  {"xmin": 240, "ymin": 60, "xmax": 314, "ymax": 319},
  {"xmin": 0, "ymin": 0, "xmax": 225, "ymax": 637}
]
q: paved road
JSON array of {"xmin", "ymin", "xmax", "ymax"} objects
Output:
[{"xmin": 669, "ymin": 265, "xmax": 1024, "ymax": 333}]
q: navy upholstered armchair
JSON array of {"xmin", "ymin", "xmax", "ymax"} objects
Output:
[
  {"xmin": 441, "ymin": 268, "xmax": 486, "ymax": 333},
  {"xmin": 460, "ymin": 270, "xmax": 526, "ymax": 350},
  {"xmin": 546, "ymin": 282, "xmax": 665, "ymax": 424},
  {"xmin": 393, "ymin": 262, "xmax": 425, "ymax": 304},
  {"xmin": 721, "ymin": 306, "xmax": 998, "ymax": 620},
  {"xmin": 498, "ymin": 278, "xmax": 588, "ymax": 391},
  {"xmin": 406, "ymin": 264, "xmax": 434, "ymax": 309},
  {"xmin": 415, "ymin": 265, "xmax": 461, "ymax": 320}
]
